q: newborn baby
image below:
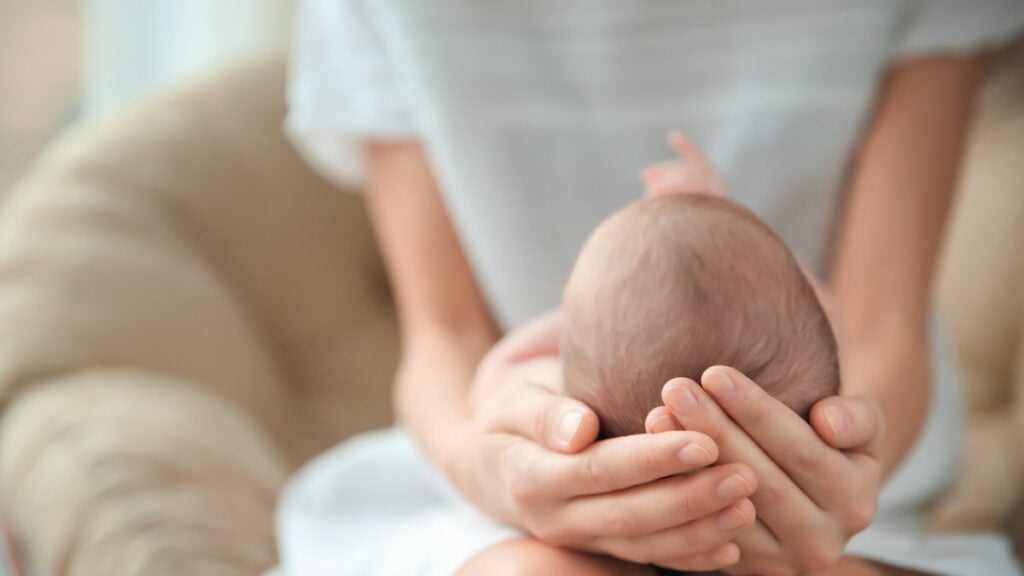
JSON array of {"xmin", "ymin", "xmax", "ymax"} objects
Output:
[
  {"xmin": 459, "ymin": 135, "xmax": 846, "ymax": 575},
  {"xmin": 561, "ymin": 192, "xmax": 840, "ymax": 437}
]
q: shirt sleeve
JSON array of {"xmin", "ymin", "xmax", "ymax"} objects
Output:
[
  {"xmin": 892, "ymin": 0, "xmax": 1024, "ymax": 62},
  {"xmin": 285, "ymin": 0, "xmax": 417, "ymax": 187}
]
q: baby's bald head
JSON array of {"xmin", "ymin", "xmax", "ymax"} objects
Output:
[{"xmin": 561, "ymin": 194, "xmax": 839, "ymax": 437}]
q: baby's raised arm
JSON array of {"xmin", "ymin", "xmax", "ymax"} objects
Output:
[{"xmin": 641, "ymin": 131, "xmax": 728, "ymax": 198}]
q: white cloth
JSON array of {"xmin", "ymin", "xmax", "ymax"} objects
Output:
[
  {"xmin": 273, "ymin": 319, "xmax": 1020, "ymax": 576},
  {"xmin": 278, "ymin": 1, "xmax": 1024, "ymax": 574},
  {"xmin": 288, "ymin": 0, "xmax": 1024, "ymax": 328},
  {"xmin": 272, "ymin": 429, "xmax": 519, "ymax": 576}
]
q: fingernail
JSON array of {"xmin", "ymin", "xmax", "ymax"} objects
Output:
[
  {"xmin": 717, "ymin": 474, "xmax": 754, "ymax": 500},
  {"xmin": 715, "ymin": 504, "xmax": 751, "ymax": 531},
  {"xmin": 705, "ymin": 370, "xmax": 736, "ymax": 401},
  {"xmin": 558, "ymin": 411, "xmax": 583, "ymax": 443},
  {"xmin": 677, "ymin": 443, "xmax": 712, "ymax": 466},
  {"xmin": 665, "ymin": 384, "xmax": 699, "ymax": 417},
  {"xmin": 649, "ymin": 414, "xmax": 676, "ymax": 433},
  {"xmin": 823, "ymin": 405, "xmax": 847, "ymax": 437}
]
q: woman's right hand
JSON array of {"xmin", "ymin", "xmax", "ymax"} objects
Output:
[{"xmin": 452, "ymin": 360, "xmax": 758, "ymax": 572}]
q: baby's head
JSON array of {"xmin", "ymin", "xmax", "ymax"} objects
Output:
[{"xmin": 561, "ymin": 194, "xmax": 839, "ymax": 437}]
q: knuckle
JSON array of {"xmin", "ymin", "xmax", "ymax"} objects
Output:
[
  {"xmin": 695, "ymin": 417, "xmax": 726, "ymax": 444},
  {"xmin": 530, "ymin": 518, "xmax": 572, "ymax": 547},
  {"xmin": 743, "ymin": 394, "xmax": 772, "ymax": 426},
  {"xmin": 475, "ymin": 399, "xmax": 502, "ymax": 431},
  {"xmin": 798, "ymin": 538, "xmax": 844, "ymax": 572},
  {"xmin": 531, "ymin": 406, "xmax": 554, "ymax": 444},
  {"xmin": 755, "ymin": 477, "xmax": 790, "ymax": 508},
  {"xmin": 835, "ymin": 469, "xmax": 878, "ymax": 534},
  {"xmin": 708, "ymin": 420, "xmax": 727, "ymax": 443},
  {"xmin": 507, "ymin": 471, "xmax": 542, "ymax": 510},
  {"xmin": 604, "ymin": 503, "xmax": 640, "ymax": 538},
  {"xmin": 639, "ymin": 443, "xmax": 666, "ymax": 476},
  {"xmin": 792, "ymin": 444, "xmax": 819, "ymax": 471},
  {"xmin": 671, "ymin": 487, "xmax": 697, "ymax": 519},
  {"xmin": 580, "ymin": 454, "xmax": 611, "ymax": 491},
  {"xmin": 596, "ymin": 539, "xmax": 646, "ymax": 564},
  {"xmin": 844, "ymin": 498, "xmax": 877, "ymax": 533}
]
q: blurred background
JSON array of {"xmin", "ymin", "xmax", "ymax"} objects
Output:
[
  {"xmin": 0, "ymin": 0, "xmax": 294, "ymax": 191},
  {"xmin": 0, "ymin": 2, "xmax": 1022, "ymax": 576}
]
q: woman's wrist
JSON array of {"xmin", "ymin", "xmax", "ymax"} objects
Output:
[
  {"xmin": 841, "ymin": 325, "xmax": 930, "ymax": 474},
  {"xmin": 393, "ymin": 332, "xmax": 489, "ymax": 478},
  {"xmin": 397, "ymin": 378, "xmax": 473, "ymax": 471},
  {"xmin": 424, "ymin": 414, "xmax": 474, "ymax": 484}
]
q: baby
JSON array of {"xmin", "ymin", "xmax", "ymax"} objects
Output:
[{"xmin": 560, "ymin": 191, "xmax": 840, "ymax": 437}]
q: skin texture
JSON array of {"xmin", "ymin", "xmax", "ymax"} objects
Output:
[{"xmin": 363, "ymin": 52, "xmax": 985, "ymax": 575}]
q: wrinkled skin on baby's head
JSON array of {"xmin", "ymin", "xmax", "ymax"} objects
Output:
[{"xmin": 561, "ymin": 194, "xmax": 839, "ymax": 438}]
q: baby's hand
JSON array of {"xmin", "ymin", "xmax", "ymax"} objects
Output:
[{"xmin": 641, "ymin": 131, "xmax": 728, "ymax": 198}]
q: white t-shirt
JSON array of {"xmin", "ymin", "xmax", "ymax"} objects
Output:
[
  {"xmin": 277, "ymin": 2, "xmax": 1024, "ymax": 575},
  {"xmin": 287, "ymin": 0, "xmax": 1023, "ymax": 329}
]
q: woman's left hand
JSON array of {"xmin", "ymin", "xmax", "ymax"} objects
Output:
[{"xmin": 646, "ymin": 366, "xmax": 885, "ymax": 575}]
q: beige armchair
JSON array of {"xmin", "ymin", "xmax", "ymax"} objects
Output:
[
  {"xmin": 0, "ymin": 57, "xmax": 397, "ymax": 576},
  {"xmin": 0, "ymin": 52, "xmax": 1020, "ymax": 575}
]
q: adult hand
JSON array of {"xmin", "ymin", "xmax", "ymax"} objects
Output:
[
  {"xmin": 646, "ymin": 367, "xmax": 884, "ymax": 575},
  {"xmin": 453, "ymin": 316, "xmax": 760, "ymax": 572}
]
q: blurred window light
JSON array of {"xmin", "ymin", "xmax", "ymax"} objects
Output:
[{"xmin": 82, "ymin": 0, "xmax": 294, "ymax": 116}]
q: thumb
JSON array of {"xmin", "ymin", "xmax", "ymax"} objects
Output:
[
  {"xmin": 484, "ymin": 381, "xmax": 600, "ymax": 453},
  {"xmin": 809, "ymin": 396, "xmax": 886, "ymax": 455}
]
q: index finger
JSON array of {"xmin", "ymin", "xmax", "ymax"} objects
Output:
[{"xmin": 546, "ymin": 430, "xmax": 720, "ymax": 497}]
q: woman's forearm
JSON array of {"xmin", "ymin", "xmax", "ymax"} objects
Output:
[
  {"xmin": 840, "ymin": 319, "xmax": 931, "ymax": 475},
  {"xmin": 395, "ymin": 330, "xmax": 494, "ymax": 475},
  {"xmin": 363, "ymin": 140, "xmax": 500, "ymax": 474},
  {"xmin": 832, "ymin": 54, "xmax": 987, "ymax": 473}
]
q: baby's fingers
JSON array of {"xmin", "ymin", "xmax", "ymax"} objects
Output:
[
  {"xmin": 668, "ymin": 131, "xmax": 709, "ymax": 165},
  {"xmin": 641, "ymin": 165, "xmax": 709, "ymax": 198},
  {"xmin": 666, "ymin": 130, "xmax": 729, "ymax": 197}
]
